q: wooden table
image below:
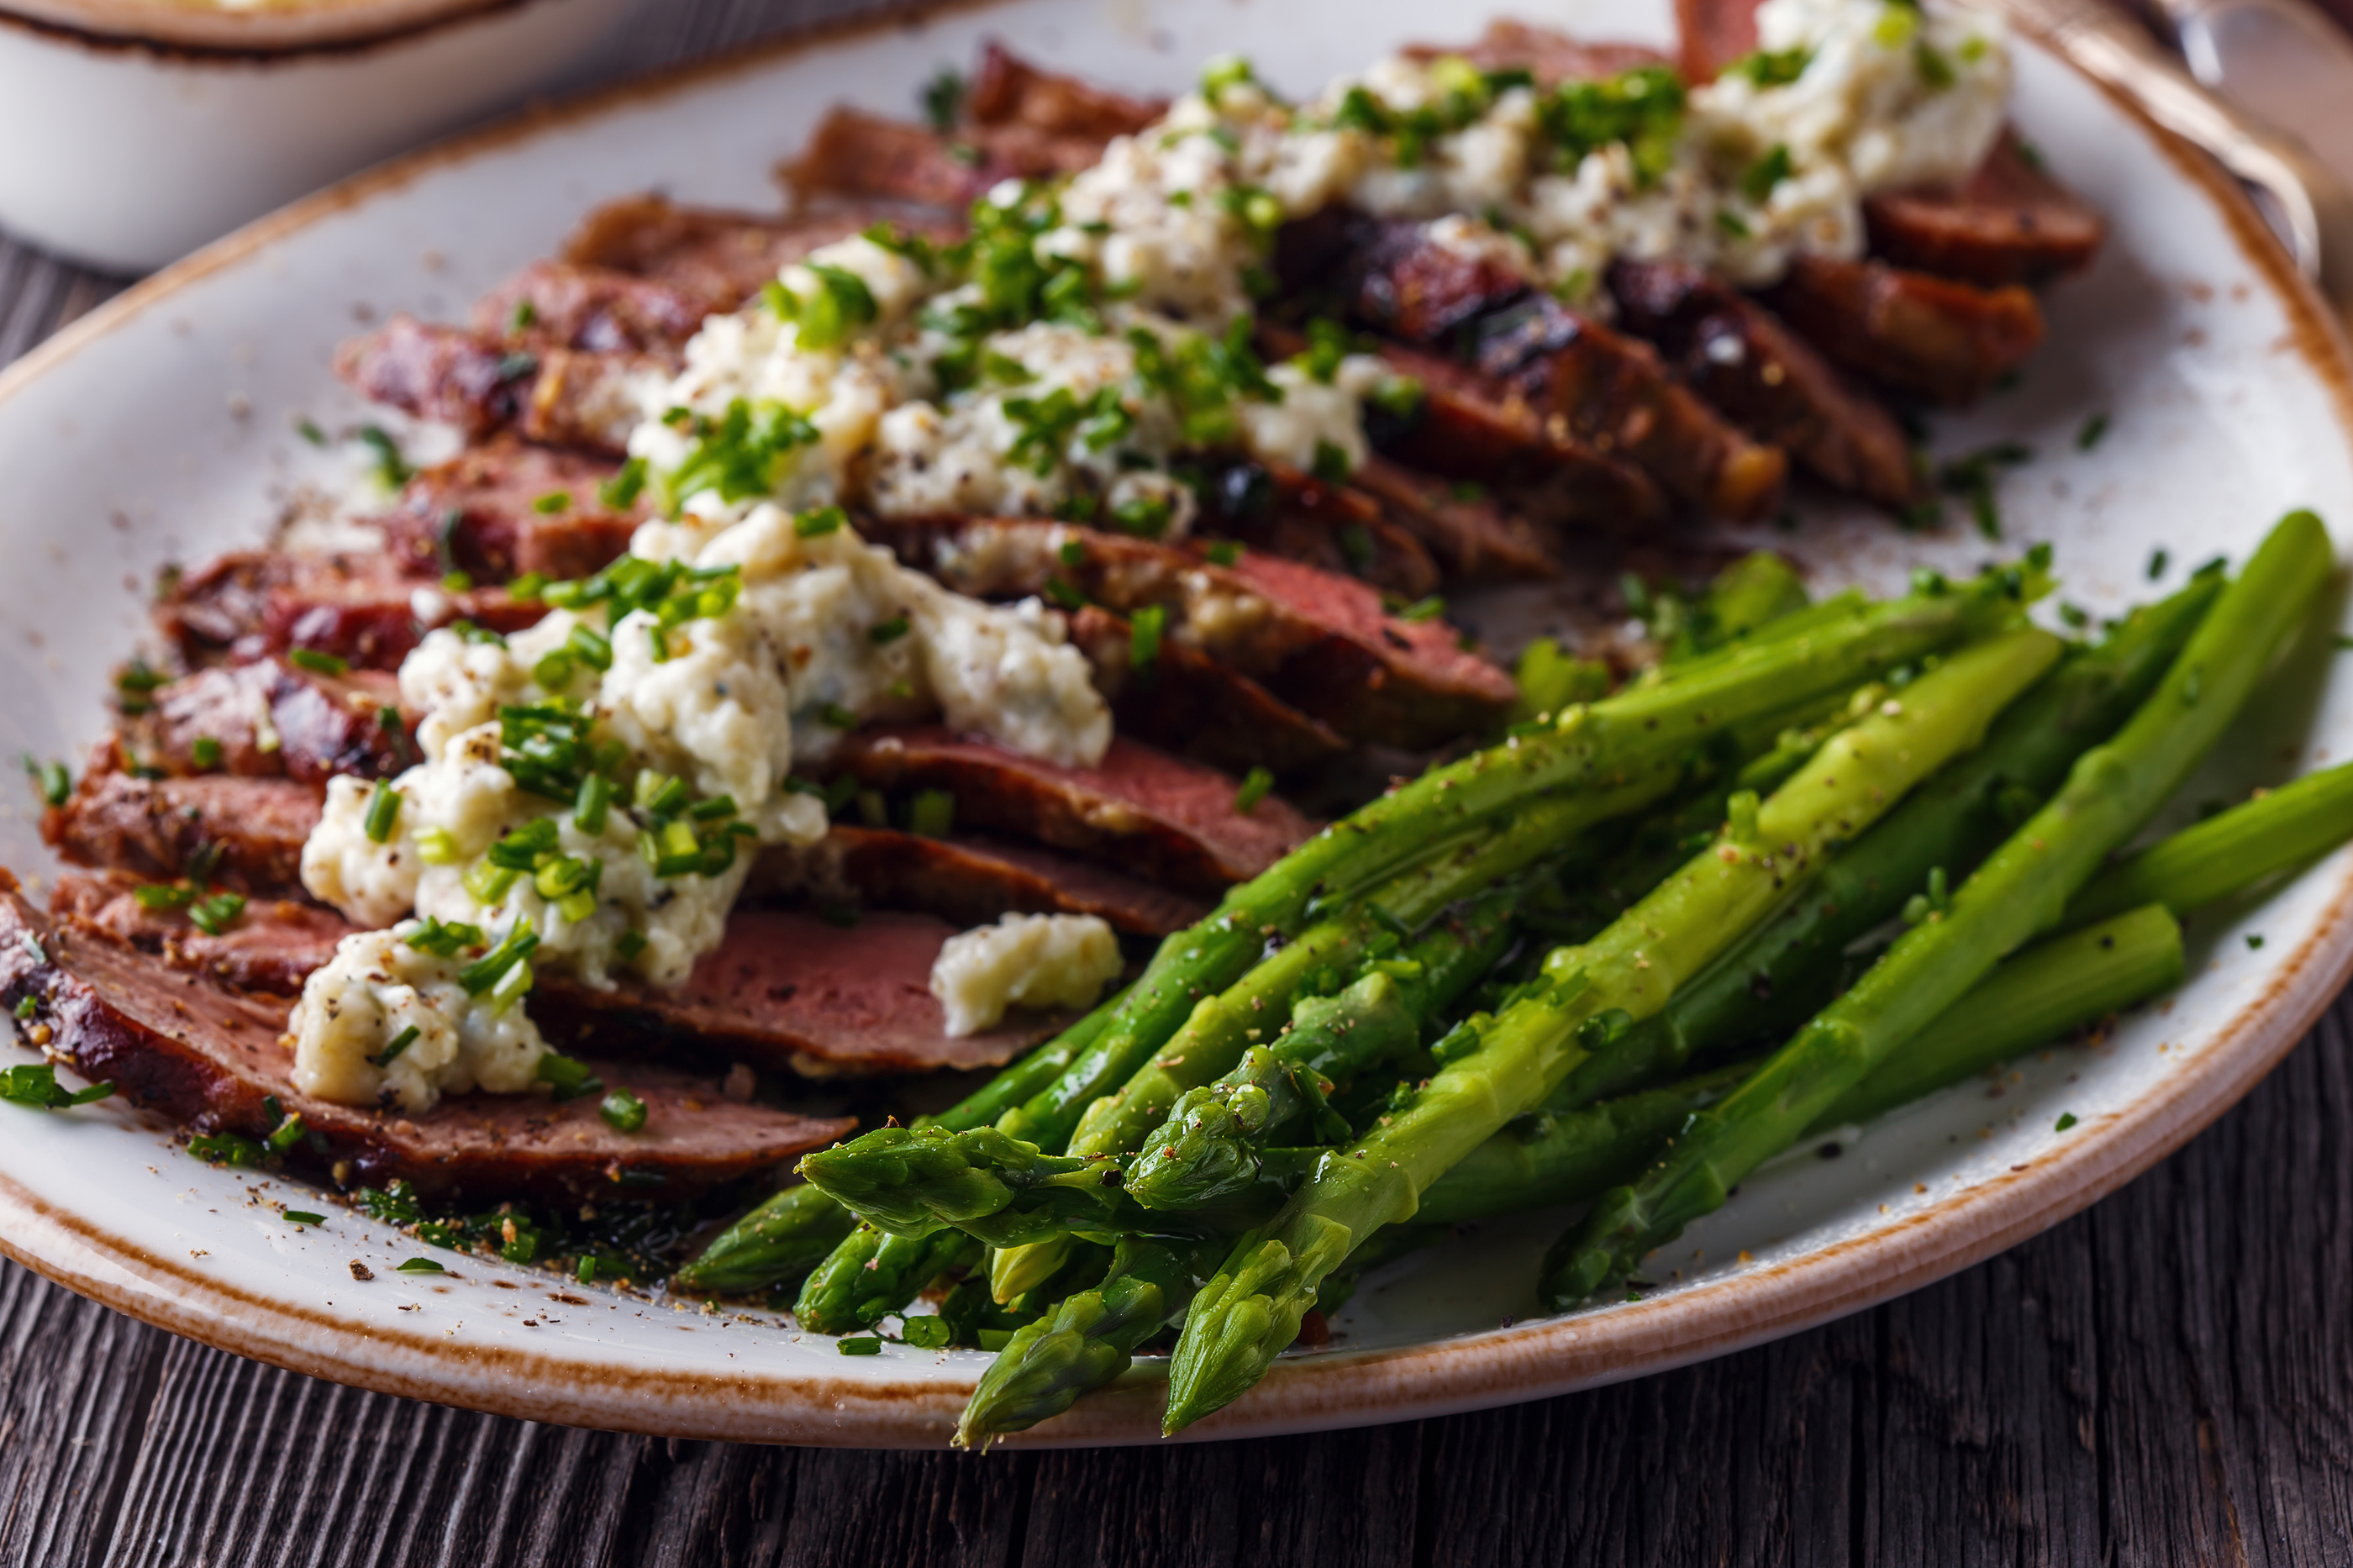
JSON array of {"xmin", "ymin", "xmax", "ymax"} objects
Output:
[{"xmin": 6, "ymin": 3, "xmax": 2353, "ymax": 1561}]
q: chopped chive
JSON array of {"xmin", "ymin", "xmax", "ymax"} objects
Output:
[
  {"xmin": 598, "ymin": 1088, "xmax": 648, "ymax": 1133},
  {"xmin": 615, "ymin": 929, "xmax": 648, "ymax": 961},
  {"xmin": 370, "ymin": 1024, "xmax": 421, "ymax": 1068},
  {"xmin": 819, "ymin": 703, "xmax": 861, "ymax": 731},
  {"xmin": 363, "ymin": 781, "xmax": 403, "ymax": 845},
  {"xmin": 794, "ymin": 506, "xmax": 846, "ymax": 539},
  {"xmin": 1058, "ymin": 539, "xmax": 1087, "ymax": 567},
  {"xmin": 598, "ymin": 456, "xmax": 648, "ymax": 510},
  {"xmin": 2247, "ymin": 933, "xmax": 2266, "ymax": 950},
  {"xmin": 1130, "ymin": 602, "xmax": 1166, "ymax": 682},
  {"xmin": 1204, "ymin": 541, "xmax": 1242, "ymax": 567},
  {"xmin": 2075, "ymin": 412, "xmax": 2109, "ymax": 450},
  {"xmin": 900, "ymin": 1315, "xmax": 952, "ymax": 1350},
  {"xmin": 2147, "ymin": 548, "xmax": 2169, "ymax": 580},
  {"xmin": 190, "ymin": 736, "xmax": 224, "ymax": 771},
  {"xmin": 188, "ymin": 893, "xmax": 246, "ymax": 937},
  {"xmin": 133, "ymin": 882, "xmax": 197, "ymax": 912},
  {"xmin": 357, "ymin": 426, "xmax": 412, "ymax": 488},
  {"xmin": 574, "ymin": 772, "xmax": 612, "ymax": 836},
  {"xmin": 2055, "ymin": 1113, "xmax": 2079, "ymax": 1132},
  {"xmin": 1398, "ymin": 596, "xmax": 1446, "ymax": 624},
  {"xmin": 296, "ymin": 418, "xmax": 327, "ymax": 446},
  {"xmin": 1234, "ymin": 766, "xmax": 1274, "ymax": 815},
  {"xmin": 534, "ymin": 1050, "xmax": 603, "ymax": 1102},
  {"xmin": 266, "ymin": 1113, "xmax": 308, "ymax": 1154},
  {"xmin": 1043, "ymin": 575, "xmax": 1087, "ymax": 611},
  {"xmin": 531, "ymin": 491, "xmax": 571, "ymax": 515},
  {"xmin": 12, "ymin": 997, "xmax": 32, "ymax": 1020},
  {"xmin": 27, "ymin": 757, "xmax": 71, "ymax": 808},
  {"xmin": 576, "ymin": 1255, "xmax": 597, "ymax": 1285},
  {"xmin": 868, "ymin": 614, "xmax": 910, "ymax": 645},
  {"xmin": 396, "ymin": 1258, "xmax": 445, "ymax": 1274},
  {"xmin": 443, "ymin": 570, "xmax": 474, "ymax": 592},
  {"xmin": 282, "ymin": 1210, "xmax": 326, "ymax": 1225},
  {"xmin": 287, "ymin": 648, "xmax": 349, "ymax": 677},
  {"xmin": 908, "ymin": 789, "xmax": 955, "ymax": 839},
  {"xmin": 838, "ymin": 1335, "xmax": 884, "ymax": 1355},
  {"xmin": 508, "ymin": 298, "xmax": 539, "ymax": 334}
]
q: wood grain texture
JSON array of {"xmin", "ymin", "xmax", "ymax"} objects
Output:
[{"xmin": 7, "ymin": 2, "xmax": 2353, "ymax": 1561}]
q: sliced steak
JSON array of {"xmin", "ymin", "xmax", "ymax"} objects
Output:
[
  {"xmin": 1192, "ymin": 460, "xmax": 1441, "ymax": 600},
  {"xmin": 44, "ymin": 748, "xmax": 320, "ymax": 896},
  {"xmin": 157, "ymin": 549, "xmax": 545, "ymax": 671},
  {"xmin": 1404, "ymin": 22, "xmax": 1671, "ymax": 85},
  {"xmin": 877, "ymin": 516, "xmax": 1518, "ymax": 747},
  {"xmin": 1065, "ymin": 604, "xmax": 1345, "ymax": 776},
  {"xmin": 1608, "ymin": 257, "xmax": 1918, "ymax": 507},
  {"xmin": 561, "ymin": 196, "xmax": 940, "ymax": 306},
  {"xmin": 1347, "ymin": 458, "xmax": 1560, "ymax": 582},
  {"xmin": 1338, "ymin": 213, "xmax": 1534, "ymax": 345},
  {"xmin": 831, "ymin": 727, "xmax": 1316, "ymax": 896},
  {"xmin": 334, "ymin": 317, "xmax": 655, "ymax": 455},
  {"xmin": 532, "ymin": 908, "xmax": 1061, "ymax": 1076},
  {"xmin": 1863, "ymin": 132, "xmax": 2106, "ymax": 288},
  {"xmin": 1362, "ymin": 339, "xmax": 1668, "ymax": 529},
  {"xmin": 1676, "ymin": 0, "xmax": 1757, "ymax": 81},
  {"xmin": 0, "ymin": 875, "xmax": 846, "ymax": 1203},
  {"xmin": 1765, "ymin": 255, "xmax": 2045, "ymax": 405},
  {"xmin": 966, "ymin": 41, "xmax": 1166, "ymax": 139},
  {"xmin": 50, "ymin": 869, "xmax": 347, "ymax": 994},
  {"xmin": 379, "ymin": 437, "xmax": 642, "ymax": 585},
  {"xmin": 471, "ymin": 260, "xmax": 715, "ymax": 356},
  {"xmin": 1468, "ymin": 290, "xmax": 1789, "ymax": 521},
  {"xmin": 786, "ymin": 108, "xmax": 1108, "ymax": 208},
  {"xmin": 750, "ymin": 825, "xmax": 1208, "ymax": 935},
  {"xmin": 121, "ymin": 658, "xmax": 411, "ymax": 785}
]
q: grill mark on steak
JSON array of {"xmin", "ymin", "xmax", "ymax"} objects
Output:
[
  {"xmin": 529, "ymin": 907, "xmax": 1065, "ymax": 1077},
  {"xmin": 0, "ymin": 873, "xmax": 848, "ymax": 1204},
  {"xmin": 1317, "ymin": 216, "xmax": 1788, "ymax": 520},
  {"xmin": 1765, "ymin": 255, "xmax": 2045, "ymax": 406},
  {"xmin": 334, "ymin": 317, "xmax": 657, "ymax": 455},
  {"xmin": 44, "ymin": 746, "xmax": 322, "ymax": 897},
  {"xmin": 832, "ymin": 727, "xmax": 1317, "ymax": 897},
  {"xmin": 121, "ymin": 658, "xmax": 412, "ymax": 786},
  {"xmin": 1608, "ymin": 257, "xmax": 1919, "ymax": 508},
  {"xmin": 155, "ymin": 549, "xmax": 546, "ymax": 671},
  {"xmin": 868, "ymin": 515, "xmax": 1516, "ymax": 748}
]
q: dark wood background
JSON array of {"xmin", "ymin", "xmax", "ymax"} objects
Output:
[{"xmin": 6, "ymin": 2, "xmax": 2353, "ymax": 1561}]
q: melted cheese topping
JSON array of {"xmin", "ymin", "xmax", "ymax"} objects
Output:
[{"xmin": 930, "ymin": 913, "xmax": 1124, "ymax": 1036}]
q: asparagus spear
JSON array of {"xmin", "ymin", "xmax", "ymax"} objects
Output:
[
  {"xmin": 1559, "ymin": 573, "xmax": 2221, "ymax": 1108},
  {"xmin": 995, "ymin": 564, "xmax": 2025, "ymax": 1152},
  {"xmin": 794, "ymin": 1223, "xmax": 980, "ymax": 1336},
  {"xmin": 2066, "ymin": 756, "xmax": 2353, "ymax": 927},
  {"xmin": 675, "ymin": 991, "xmax": 1129, "ymax": 1294},
  {"xmin": 953, "ymin": 902, "xmax": 2182, "ymax": 1447},
  {"xmin": 1540, "ymin": 510, "xmax": 2330, "ymax": 1308},
  {"xmin": 1161, "ymin": 624, "xmax": 2064, "ymax": 1431},
  {"xmin": 724, "ymin": 566, "xmax": 2021, "ymax": 1305}
]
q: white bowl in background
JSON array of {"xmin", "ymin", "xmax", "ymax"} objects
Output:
[{"xmin": 0, "ymin": 0, "xmax": 633, "ymax": 272}]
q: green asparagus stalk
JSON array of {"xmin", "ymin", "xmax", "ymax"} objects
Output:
[
  {"xmin": 675, "ymin": 990, "xmax": 1131, "ymax": 1294},
  {"xmin": 1161, "ymin": 624, "xmax": 2064, "ymax": 1431},
  {"xmin": 2066, "ymin": 757, "xmax": 2353, "ymax": 926},
  {"xmin": 955, "ymin": 1234, "xmax": 1218, "ymax": 1448},
  {"xmin": 1127, "ymin": 890, "xmax": 1517, "ymax": 1212},
  {"xmin": 952, "ymin": 902, "xmax": 2182, "ymax": 1447},
  {"xmin": 994, "ymin": 563, "xmax": 2028, "ymax": 1153},
  {"xmin": 1540, "ymin": 510, "xmax": 2330, "ymax": 1308},
  {"xmin": 989, "ymin": 1235, "xmax": 1075, "ymax": 1306},
  {"xmin": 1557, "ymin": 573, "xmax": 2220, "ymax": 1109},
  {"xmin": 1812, "ymin": 904, "xmax": 2185, "ymax": 1128},
  {"xmin": 793, "ymin": 1223, "xmax": 980, "ymax": 1336}
]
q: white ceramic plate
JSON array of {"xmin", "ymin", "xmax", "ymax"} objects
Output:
[{"xmin": 0, "ymin": 0, "xmax": 2349, "ymax": 1449}]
